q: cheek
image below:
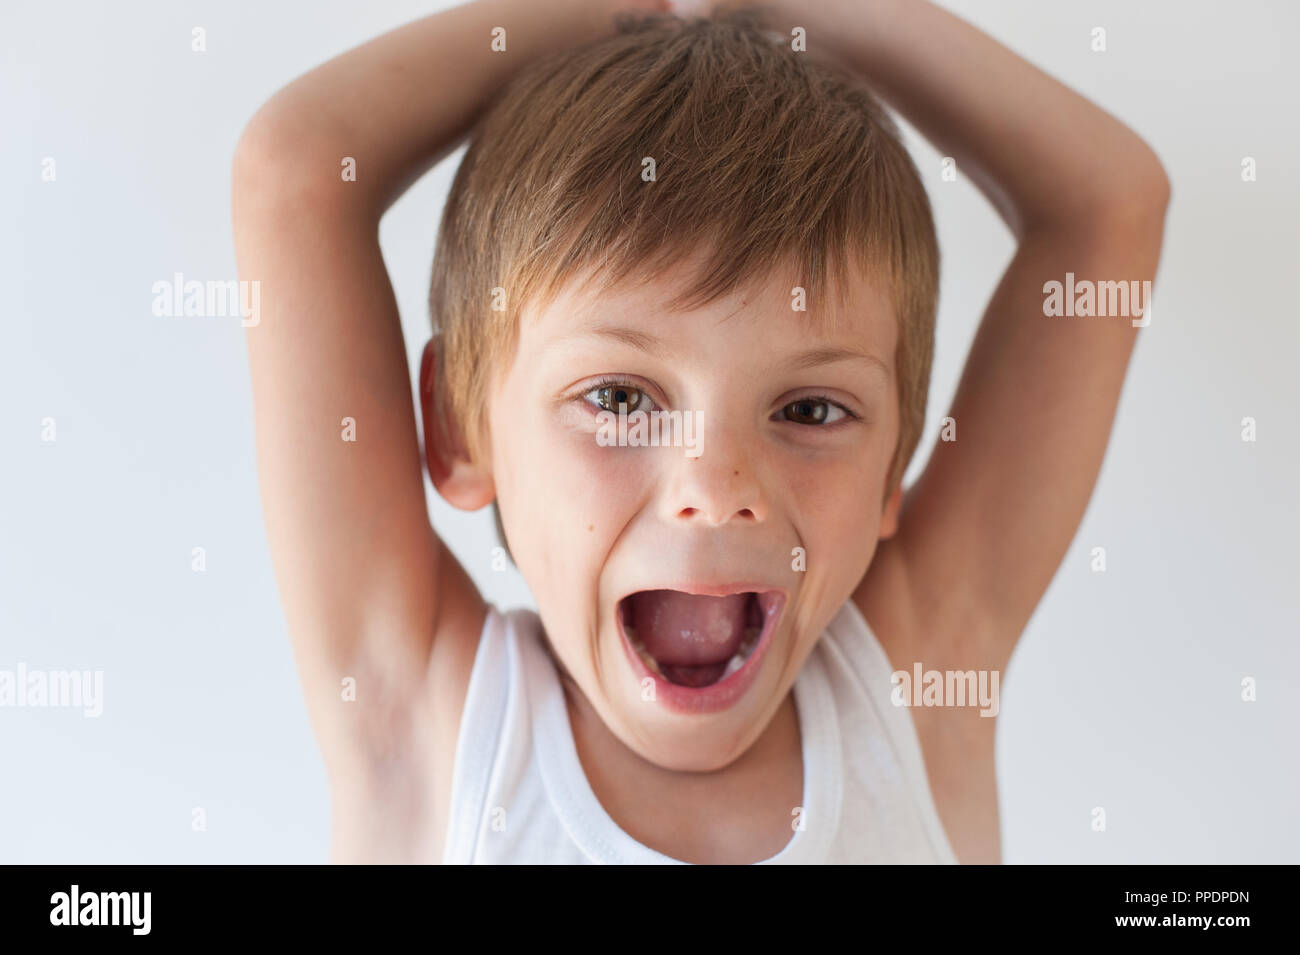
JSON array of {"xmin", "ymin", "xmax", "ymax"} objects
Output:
[
  {"xmin": 542, "ymin": 425, "xmax": 661, "ymax": 549},
  {"xmin": 492, "ymin": 398, "xmax": 655, "ymax": 584},
  {"xmin": 773, "ymin": 443, "xmax": 883, "ymax": 584}
]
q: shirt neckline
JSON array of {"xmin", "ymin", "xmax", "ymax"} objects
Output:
[{"xmin": 529, "ymin": 627, "xmax": 844, "ymax": 865}]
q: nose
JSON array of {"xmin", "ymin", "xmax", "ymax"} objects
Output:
[{"xmin": 662, "ymin": 424, "xmax": 767, "ymax": 526}]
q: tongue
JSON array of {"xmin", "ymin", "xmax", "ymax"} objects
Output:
[{"xmin": 625, "ymin": 590, "xmax": 750, "ymax": 666}]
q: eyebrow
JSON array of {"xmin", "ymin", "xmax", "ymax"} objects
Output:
[
  {"xmin": 788, "ymin": 345, "xmax": 890, "ymax": 377},
  {"xmin": 563, "ymin": 324, "xmax": 889, "ymax": 377},
  {"xmin": 577, "ymin": 324, "xmax": 668, "ymax": 354}
]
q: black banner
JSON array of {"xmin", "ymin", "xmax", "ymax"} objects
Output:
[{"xmin": 0, "ymin": 864, "xmax": 1283, "ymax": 940}]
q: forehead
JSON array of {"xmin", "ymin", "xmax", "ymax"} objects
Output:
[{"xmin": 519, "ymin": 247, "xmax": 898, "ymax": 361}]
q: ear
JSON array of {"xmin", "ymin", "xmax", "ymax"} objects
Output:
[
  {"xmin": 878, "ymin": 483, "xmax": 904, "ymax": 540},
  {"xmin": 419, "ymin": 338, "xmax": 495, "ymax": 511}
]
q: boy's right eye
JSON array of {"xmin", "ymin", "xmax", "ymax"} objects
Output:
[{"xmin": 586, "ymin": 383, "xmax": 656, "ymax": 415}]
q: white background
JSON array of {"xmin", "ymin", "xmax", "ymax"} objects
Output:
[{"xmin": 2, "ymin": 0, "xmax": 1296, "ymax": 863}]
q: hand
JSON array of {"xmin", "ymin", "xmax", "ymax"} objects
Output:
[
  {"xmin": 656, "ymin": 0, "xmax": 804, "ymax": 36},
  {"xmin": 665, "ymin": 0, "xmax": 713, "ymax": 13},
  {"xmin": 614, "ymin": 0, "xmax": 725, "ymax": 17}
]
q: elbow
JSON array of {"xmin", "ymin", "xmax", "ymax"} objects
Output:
[
  {"xmin": 1128, "ymin": 150, "xmax": 1171, "ymax": 220},
  {"xmin": 231, "ymin": 96, "xmax": 347, "ymax": 216},
  {"xmin": 232, "ymin": 99, "xmax": 301, "ymax": 204},
  {"xmin": 232, "ymin": 102, "xmax": 287, "ymax": 222},
  {"xmin": 1145, "ymin": 154, "xmax": 1172, "ymax": 212},
  {"xmin": 231, "ymin": 105, "xmax": 273, "ymax": 192},
  {"xmin": 1022, "ymin": 146, "xmax": 1171, "ymax": 242},
  {"xmin": 1095, "ymin": 148, "xmax": 1171, "ymax": 236}
]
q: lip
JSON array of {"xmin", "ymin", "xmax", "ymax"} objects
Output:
[{"xmin": 616, "ymin": 586, "xmax": 786, "ymax": 716}]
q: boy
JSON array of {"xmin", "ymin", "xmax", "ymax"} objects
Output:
[{"xmin": 232, "ymin": 0, "xmax": 1168, "ymax": 864}]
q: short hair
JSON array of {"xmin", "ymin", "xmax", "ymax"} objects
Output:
[{"xmin": 428, "ymin": 5, "xmax": 939, "ymax": 554}]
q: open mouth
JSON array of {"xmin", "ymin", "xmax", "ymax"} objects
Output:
[{"xmin": 617, "ymin": 589, "xmax": 782, "ymax": 689}]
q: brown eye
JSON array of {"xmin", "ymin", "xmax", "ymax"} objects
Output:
[
  {"xmin": 592, "ymin": 384, "xmax": 649, "ymax": 414},
  {"xmin": 781, "ymin": 398, "xmax": 845, "ymax": 425}
]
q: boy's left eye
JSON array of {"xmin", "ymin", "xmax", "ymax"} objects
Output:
[{"xmin": 780, "ymin": 398, "xmax": 846, "ymax": 425}]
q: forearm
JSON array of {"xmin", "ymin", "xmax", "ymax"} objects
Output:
[
  {"xmin": 791, "ymin": 0, "xmax": 1169, "ymax": 236},
  {"xmin": 237, "ymin": 0, "xmax": 642, "ymax": 219}
]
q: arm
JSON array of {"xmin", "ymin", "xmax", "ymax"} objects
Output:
[
  {"xmin": 788, "ymin": 0, "xmax": 1171, "ymax": 664},
  {"xmin": 231, "ymin": 0, "xmax": 655, "ymax": 856}
]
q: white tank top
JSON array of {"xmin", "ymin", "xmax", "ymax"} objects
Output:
[{"xmin": 441, "ymin": 598, "xmax": 959, "ymax": 864}]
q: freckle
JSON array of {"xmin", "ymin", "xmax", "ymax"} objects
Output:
[{"xmin": 587, "ymin": 524, "xmax": 594, "ymax": 532}]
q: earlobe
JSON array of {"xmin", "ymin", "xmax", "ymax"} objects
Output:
[
  {"xmin": 420, "ymin": 338, "xmax": 496, "ymax": 512},
  {"xmin": 878, "ymin": 483, "xmax": 904, "ymax": 540},
  {"xmin": 436, "ymin": 458, "xmax": 497, "ymax": 512}
]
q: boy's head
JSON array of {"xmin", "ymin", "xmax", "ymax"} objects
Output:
[{"xmin": 422, "ymin": 7, "xmax": 938, "ymax": 771}]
